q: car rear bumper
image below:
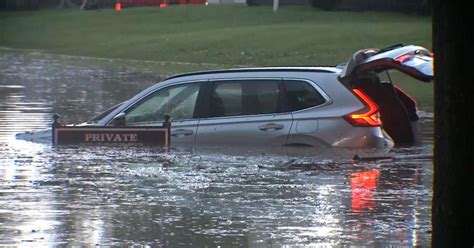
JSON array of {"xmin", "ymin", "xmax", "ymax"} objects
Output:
[{"xmin": 330, "ymin": 127, "xmax": 393, "ymax": 149}]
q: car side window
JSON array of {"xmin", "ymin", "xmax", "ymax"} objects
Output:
[
  {"xmin": 209, "ymin": 80, "xmax": 281, "ymax": 117},
  {"xmin": 283, "ymin": 80, "xmax": 326, "ymax": 111},
  {"xmin": 125, "ymin": 83, "xmax": 200, "ymax": 124}
]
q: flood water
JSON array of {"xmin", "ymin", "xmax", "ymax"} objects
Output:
[{"xmin": 0, "ymin": 49, "xmax": 433, "ymax": 246}]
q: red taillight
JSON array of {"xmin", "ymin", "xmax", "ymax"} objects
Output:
[
  {"xmin": 394, "ymin": 54, "xmax": 412, "ymax": 63},
  {"xmin": 115, "ymin": 2, "xmax": 121, "ymax": 11},
  {"xmin": 344, "ymin": 89, "xmax": 381, "ymax": 127}
]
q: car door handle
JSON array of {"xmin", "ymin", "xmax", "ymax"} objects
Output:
[
  {"xmin": 171, "ymin": 129, "xmax": 194, "ymax": 137},
  {"xmin": 258, "ymin": 123, "xmax": 284, "ymax": 131}
]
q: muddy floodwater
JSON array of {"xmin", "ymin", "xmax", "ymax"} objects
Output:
[{"xmin": 0, "ymin": 49, "xmax": 433, "ymax": 246}]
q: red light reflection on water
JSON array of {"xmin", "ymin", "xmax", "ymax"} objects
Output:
[{"xmin": 350, "ymin": 170, "xmax": 380, "ymax": 212}]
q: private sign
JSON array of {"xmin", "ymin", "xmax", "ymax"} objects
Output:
[
  {"xmin": 51, "ymin": 113, "xmax": 170, "ymax": 146},
  {"xmin": 53, "ymin": 127, "xmax": 169, "ymax": 146},
  {"xmin": 84, "ymin": 133, "xmax": 139, "ymax": 142}
]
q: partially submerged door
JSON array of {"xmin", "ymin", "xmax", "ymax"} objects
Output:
[
  {"xmin": 196, "ymin": 79, "xmax": 292, "ymax": 146},
  {"xmin": 120, "ymin": 82, "xmax": 203, "ymax": 145}
]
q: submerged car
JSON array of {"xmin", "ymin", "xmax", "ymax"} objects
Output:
[{"xmin": 17, "ymin": 44, "xmax": 433, "ymax": 148}]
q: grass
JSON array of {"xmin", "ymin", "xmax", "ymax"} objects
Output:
[{"xmin": 0, "ymin": 5, "xmax": 433, "ymax": 109}]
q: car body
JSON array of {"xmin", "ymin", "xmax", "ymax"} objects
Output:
[
  {"xmin": 17, "ymin": 44, "xmax": 433, "ymax": 148},
  {"xmin": 96, "ymin": 66, "xmax": 387, "ymax": 148}
]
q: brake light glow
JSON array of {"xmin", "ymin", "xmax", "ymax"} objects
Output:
[
  {"xmin": 395, "ymin": 54, "xmax": 411, "ymax": 63},
  {"xmin": 344, "ymin": 89, "xmax": 381, "ymax": 127}
]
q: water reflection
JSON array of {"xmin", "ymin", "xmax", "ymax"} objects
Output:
[
  {"xmin": 0, "ymin": 49, "xmax": 433, "ymax": 246},
  {"xmin": 350, "ymin": 170, "xmax": 380, "ymax": 213}
]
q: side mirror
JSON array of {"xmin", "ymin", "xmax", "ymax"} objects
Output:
[{"xmin": 110, "ymin": 112, "xmax": 126, "ymax": 126}]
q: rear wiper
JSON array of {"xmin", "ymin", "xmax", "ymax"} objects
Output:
[{"xmin": 376, "ymin": 43, "xmax": 405, "ymax": 54}]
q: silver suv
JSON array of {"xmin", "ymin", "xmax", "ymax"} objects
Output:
[{"xmin": 19, "ymin": 45, "xmax": 434, "ymax": 148}]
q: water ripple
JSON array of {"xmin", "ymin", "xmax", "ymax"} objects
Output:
[{"xmin": 0, "ymin": 49, "xmax": 433, "ymax": 246}]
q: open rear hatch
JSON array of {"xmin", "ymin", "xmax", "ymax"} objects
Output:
[
  {"xmin": 340, "ymin": 44, "xmax": 433, "ymax": 82},
  {"xmin": 339, "ymin": 44, "xmax": 433, "ymax": 146}
]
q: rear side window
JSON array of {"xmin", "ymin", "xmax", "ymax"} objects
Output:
[
  {"xmin": 209, "ymin": 80, "xmax": 281, "ymax": 117},
  {"xmin": 283, "ymin": 80, "xmax": 326, "ymax": 111}
]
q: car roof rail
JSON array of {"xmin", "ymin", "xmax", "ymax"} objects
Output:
[
  {"xmin": 336, "ymin": 63, "xmax": 347, "ymax": 69},
  {"xmin": 163, "ymin": 67, "xmax": 336, "ymax": 81}
]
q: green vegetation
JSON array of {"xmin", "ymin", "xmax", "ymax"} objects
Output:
[
  {"xmin": 0, "ymin": 5, "xmax": 432, "ymax": 108},
  {"xmin": 0, "ymin": 5, "xmax": 431, "ymax": 65}
]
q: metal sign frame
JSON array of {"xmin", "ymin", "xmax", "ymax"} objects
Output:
[{"xmin": 52, "ymin": 126, "xmax": 169, "ymax": 146}]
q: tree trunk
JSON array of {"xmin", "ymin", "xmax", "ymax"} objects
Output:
[
  {"xmin": 432, "ymin": 1, "xmax": 474, "ymax": 247},
  {"xmin": 80, "ymin": 0, "xmax": 87, "ymax": 10}
]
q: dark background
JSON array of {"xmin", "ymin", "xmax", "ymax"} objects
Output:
[{"xmin": 1, "ymin": 0, "xmax": 430, "ymax": 14}]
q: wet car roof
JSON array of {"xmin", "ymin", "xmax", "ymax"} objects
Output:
[{"xmin": 164, "ymin": 66, "xmax": 341, "ymax": 81}]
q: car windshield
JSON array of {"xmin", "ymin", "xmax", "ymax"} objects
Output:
[{"xmin": 87, "ymin": 102, "xmax": 124, "ymax": 123}]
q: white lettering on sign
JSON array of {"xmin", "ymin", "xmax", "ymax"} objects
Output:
[
  {"xmin": 83, "ymin": 133, "xmax": 139, "ymax": 142},
  {"xmin": 85, "ymin": 133, "xmax": 93, "ymax": 142}
]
